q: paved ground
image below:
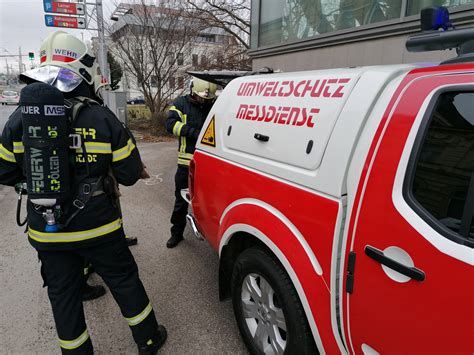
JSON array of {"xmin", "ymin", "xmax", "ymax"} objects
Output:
[
  {"xmin": 0, "ymin": 104, "xmax": 17, "ymax": 134},
  {"xmin": 0, "ymin": 114, "xmax": 248, "ymax": 354}
]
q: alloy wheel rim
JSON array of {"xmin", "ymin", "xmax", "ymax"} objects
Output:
[{"xmin": 241, "ymin": 273, "xmax": 287, "ymax": 354}]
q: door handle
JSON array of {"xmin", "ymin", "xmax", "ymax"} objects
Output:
[
  {"xmin": 365, "ymin": 245, "xmax": 425, "ymax": 282},
  {"xmin": 254, "ymin": 133, "xmax": 269, "ymax": 142}
]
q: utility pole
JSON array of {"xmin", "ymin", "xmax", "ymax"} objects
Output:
[
  {"xmin": 18, "ymin": 47, "xmax": 23, "ymax": 75},
  {"xmin": 96, "ymin": 0, "xmax": 109, "ymax": 82},
  {"xmin": 5, "ymin": 59, "xmax": 9, "ymax": 85}
]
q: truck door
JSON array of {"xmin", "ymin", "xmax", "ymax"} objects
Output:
[{"xmin": 342, "ymin": 72, "xmax": 474, "ymax": 354}]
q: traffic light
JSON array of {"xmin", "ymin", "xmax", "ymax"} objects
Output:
[{"xmin": 28, "ymin": 52, "xmax": 34, "ymax": 60}]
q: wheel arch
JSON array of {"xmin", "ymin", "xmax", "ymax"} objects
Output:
[
  {"xmin": 218, "ymin": 230, "xmax": 269, "ymax": 301},
  {"xmin": 218, "ymin": 222, "xmax": 326, "ymax": 354}
]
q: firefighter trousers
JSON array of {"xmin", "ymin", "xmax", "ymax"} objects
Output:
[
  {"xmin": 170, "ymin": 165, "xmax": 189, "ymax": 238},
  {"xmin": 38, "ymin": 235, "xmax": 159, "ymax": 354}
]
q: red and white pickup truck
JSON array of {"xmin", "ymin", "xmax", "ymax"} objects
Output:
[{"xmin": 184, "ymin": 10, "xmax": 473, "ymax": 355}]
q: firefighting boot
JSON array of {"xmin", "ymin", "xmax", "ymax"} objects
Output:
[
  {"xmin": 82, "ymin": 283, "xmax": 106, "ymax": 302},
  {"xmin": 138, "ymin": 325, "xmax": 168, "ymax": 354},
  {"xmin": 125, "ymin": 235, "xmax": 138, "ymax": 246},
  {"xmin": 166, "ymin": 234, "xmax": 183, "ymax": 248}
]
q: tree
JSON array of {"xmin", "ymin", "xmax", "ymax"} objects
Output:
[
  {"xmin": 184, "ymin": 0, "xmax": 251, "ymax": 70},
  {"xmin": 185, "ymin": 0, "xmax": 250, "ymax": 49},
  {"xmin": 107, "ymin": 51, "xmax": 123, "ymax": 91},
  {"xmin": 108, "ymin": 0, "xmax": 205, "ymax": 117}
]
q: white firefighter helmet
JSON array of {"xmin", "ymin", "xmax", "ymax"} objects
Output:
[
  {"xmin": 20, "ymin": 31, "xmax": 108, "ymax": 94},
  {"xmin": 190, "ymin": 77, "xmax": 217, "ymax": 100}
]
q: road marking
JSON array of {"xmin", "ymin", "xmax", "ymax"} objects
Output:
[{"xmin": 144, "ymin": 173, "xmax": 164, "ymax": 186}]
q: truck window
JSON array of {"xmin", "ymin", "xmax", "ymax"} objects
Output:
[{"xmin": 407, "ymin": 91, "xmax": 474, "ymax": 247}]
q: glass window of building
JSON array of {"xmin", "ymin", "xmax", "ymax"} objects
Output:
[
  {"xmin": 407, "ymin": 0, "xmax": 474, "ymax": 15},
  {"xmin": 257, "ymin": 0, "xmax": 474, "ymax": 47}
]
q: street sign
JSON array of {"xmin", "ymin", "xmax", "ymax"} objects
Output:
[
  {"xmin": 43, "ymin": 0, "xmax": 85, "ymax": 16},
  {"xmin": 44, "ymin": 14, "xmax": 86, "ymax": 29}
]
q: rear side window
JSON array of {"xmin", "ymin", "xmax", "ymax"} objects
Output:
[{"xmin": 406, "ymin": 91, "xmax": 474, "ymax": 247}]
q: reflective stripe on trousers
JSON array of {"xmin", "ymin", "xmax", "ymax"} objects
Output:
[
  {"xmin": 125, "ymin": 302, "xmax": 153, "ymax": 326},
  {"xmin": 59, "ymin": 329, "xmax": 90, "ymax": 350},
  {"xmin": 177, "ymin": 151, "xmax": 193, "ymax": 166}
]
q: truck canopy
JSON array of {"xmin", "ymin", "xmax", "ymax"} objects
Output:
[{"xmin": 199, "ymin": 64, "xmax": 416, "ymax": 197}]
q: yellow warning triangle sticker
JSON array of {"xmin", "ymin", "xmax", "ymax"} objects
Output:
[{"xmin": 201, "ymin": 115, "xmax": 216, "ymax": 147}]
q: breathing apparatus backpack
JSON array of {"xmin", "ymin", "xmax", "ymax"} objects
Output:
[{"xmin": 19, "ymin": 82, "xmax": 95, "ymax": 232}]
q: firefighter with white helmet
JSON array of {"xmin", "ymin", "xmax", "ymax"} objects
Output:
[
  {"xmin": 21, "ymin": 31, "xmax": 106, "ymax": 96},
  {"xmin": 165, "ymin": 77, "xmax": 217, "ymax": 248},
  {"xmin": 0, "ymin": 31, "xmax": 167, "ymax": 354}
]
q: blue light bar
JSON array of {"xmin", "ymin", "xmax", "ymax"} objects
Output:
[{"xmin": 420, "ymin": 6, "xmax": 451, "ymax": 31}]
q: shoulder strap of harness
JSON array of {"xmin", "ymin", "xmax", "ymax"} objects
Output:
[
  {"xmin": 59, "ymin": 176, "xmax": 104, "ymax": 230},
  {"xmin": 65, "ymin": 96, "xmax": 100, "ymax": 124},
  {"xmin": 60, "ymin": 96, "xmax": 102, "ymax": 230}
]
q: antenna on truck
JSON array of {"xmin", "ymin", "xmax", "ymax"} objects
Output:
[{"xmin": 406, "ymin": 6, "xmax": 474, "ymax": 64}]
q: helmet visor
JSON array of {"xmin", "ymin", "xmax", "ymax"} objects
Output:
[
  {"xmin": 194, "ymin": 89, "xmax": 216, "ymax": 100},
  {"xmin": 20, "ymin": 66, "xmax": 83, "ymax": 92}
]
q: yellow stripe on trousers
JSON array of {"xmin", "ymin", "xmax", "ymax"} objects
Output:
[{"xmin": 125, "ymin": 303, "xmax": 153, "ymax": 326}]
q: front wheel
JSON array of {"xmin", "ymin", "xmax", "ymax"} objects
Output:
[{"xmin": 231, "ymin": 247, "xmax": 318, "ymax": 355}]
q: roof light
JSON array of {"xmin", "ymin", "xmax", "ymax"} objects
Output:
[
  {"xmin": 406, "ymin": 6, "xmax": 474, "ymax": 65},
  {"xmin": 420, "ymin": 6, "xmax": 451, "ymax": 31}
]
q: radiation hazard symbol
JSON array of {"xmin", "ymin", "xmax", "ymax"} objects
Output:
[{"xmin": 201, "ymin": 115, "xmax": 216, "ymax": 147}]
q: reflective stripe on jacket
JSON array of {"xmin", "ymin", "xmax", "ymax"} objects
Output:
[
  {"xmin": 0, "ymin": 89, "xmax": 143, "ymax": 250},
  {"xmin": 165, "ymin": 95, "xmax": 212, "ymax": 166}
]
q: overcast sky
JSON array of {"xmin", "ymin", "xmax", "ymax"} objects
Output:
[{"xmin": 0, "ymin": 0, "xmax": 117, "ymax": 73}]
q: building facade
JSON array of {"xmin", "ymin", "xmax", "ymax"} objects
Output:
[
  {"xmin": 249, "ymin": 0, "xmax": 474, "ymax": 71},
  {"xmin": 108, "ymin": 2, "xmax": 237, "ymax": 99}
]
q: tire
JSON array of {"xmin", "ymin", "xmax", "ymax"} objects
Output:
[{"xmin": 231, "ymin": 247, "xmax": 318, "ymax": 355}]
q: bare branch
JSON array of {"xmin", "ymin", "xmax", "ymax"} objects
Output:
[{"xmin": 185, "ymin": 0, "xmax": 251, "ymax": 49}]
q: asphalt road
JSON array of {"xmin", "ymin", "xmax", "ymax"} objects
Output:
[
  {"xmin": 0, "ymin": 104, "xmax": 17, "ymax": 134},
  {"xmin": 0, "ymin": 106, "xmax": 247, "ymax": 354}
]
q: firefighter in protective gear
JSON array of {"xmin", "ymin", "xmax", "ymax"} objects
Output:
[
  {"xmin": 165, "ymin": 77, "xmax": 217, "ymax": 248},
  {"xmin": 0, "ymin": 31, "xmax": 167, "ymax": 354}
]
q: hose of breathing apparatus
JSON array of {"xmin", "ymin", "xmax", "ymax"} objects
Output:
[
  {"xmin": 15, "ymin": 182, "xmax": 28, "ymax": 227},
  {"xmin": 14, "ymin": 172, "xmax": 121, "ymax": 229}
]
